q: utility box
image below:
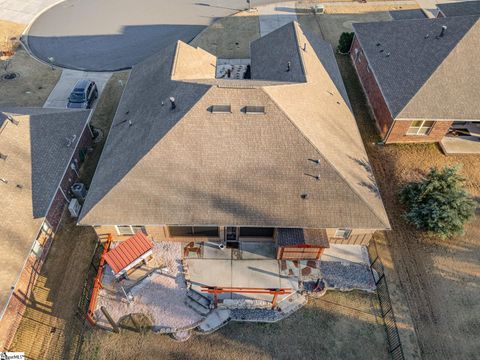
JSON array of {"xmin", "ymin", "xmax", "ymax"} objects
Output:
[
  {"xmin": 71, "ymin": 182, "xmax": 87, "ymax": 202},
  {"xmin": 68, "ymin": 198, "xmax": 82, "ymax": 218},
  {"xmin": 312, "ymin": 5, "xmax": 325, "ymax": 14}
]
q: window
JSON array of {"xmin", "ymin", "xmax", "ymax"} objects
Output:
[
  {"xmin": 168, "ymin": 226, "xmax": 219, "ymax": 237},
  {"xmin": 406, "ymin": 120, "xmax": 435, "ymax": 136},
  {"xmin": 239, "ymin": 227, "xmax": 274, "ymax": 237},
  {"xmin": 210, "ymin": 105, "xmax": 232, "ymax": 113},
  {"xmin": 115, "ymin": 225, "xmax": 146, "ymax": 236},
  {"xmin": 334, "ymin": 229, "xmax": 352, "ymax": 239},
  {"xmin": 31, "ymin": 240, "xmax": 44, "ymax": 258},
  {"xmin": 244, "ymin": 106, "xmax": 265, "ymax": 115}
]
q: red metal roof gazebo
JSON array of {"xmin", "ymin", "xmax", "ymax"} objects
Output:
[{"xmin": 104, "ymin": 232, "xmax": 154, "ymax": 275}]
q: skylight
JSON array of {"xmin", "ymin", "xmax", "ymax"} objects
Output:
[
  {"xmin": 244, "ymin": 106, "xmax": 265, "ymax": 115},
  {"xmin": 210, "ymin": 105, "xmax": 232, "ymax": 113}
]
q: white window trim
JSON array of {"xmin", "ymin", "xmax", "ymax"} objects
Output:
[
  {"xmin": 115, "ymin": 225, "xmax": 144, "ymax": 236},
  {"xmin": 406, "ymin": 120, "xmax": 435, "ymax": 136}
]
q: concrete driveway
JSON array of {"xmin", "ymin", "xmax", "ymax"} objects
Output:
[
  {"xmin": 24, "ymin": 0, "xmax": 292, "ymax": 71},
  {"xmin": 43, "ymin": 70, "xmax": 112, "ymax": 108}
]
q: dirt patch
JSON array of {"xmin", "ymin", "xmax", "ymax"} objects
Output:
[
  {"xmin": 78, "ymin": 71, "xmax": 129, "ymax": 185},
  {"xmin": 0, "ymin": 48, "xmax": 61, "ymax": 107},
  {"xmin": 80, "ymin": 291, "xmax": 389, "ymax": 360},
  {"xmin": 190, "ymin": 10, "xmax": 260, "ymax": 59}
]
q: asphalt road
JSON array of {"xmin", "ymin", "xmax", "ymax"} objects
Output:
[{"xmin": 25, "ymin": 0, "xmax": 290, "ymax": 71}]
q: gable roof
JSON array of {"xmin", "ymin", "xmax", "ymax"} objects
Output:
[
  {"xmin": 79, "ymin": 22, "xmax": 390, "ymax": 230},
  {"xmin": 437, "ymin": 1, "xmax": 480, "ymax": 17},
  {"xmin": 104, "ymin": 232, "xmax": 154, "ymax": 274},
  {"xmin": 353, "ymin": 16, "xmax": 480, "ymax": 120},
  {"xmin": 0, "ymin": 107, "xmax": 90, "ymax": 319}
]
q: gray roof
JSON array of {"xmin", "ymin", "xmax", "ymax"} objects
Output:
[
  {"xmin": 276, "ymin": 228, "xmax": 330, "ymax": 247},
  {"xmin": 79, "ymin": 22, "xmax": 390, "ymax": 230},
  {"xmin": 0, "ymin": 107, "xmax": 90, "ymax": 319},
  {"xmin": 390, "ymin": 9, "xmax": 427, "ymax": 20},
  {"xmin": 438, "ymin": 1, "xmax": 480, "ymax": 17},
  {"xmin": 353, "ymin": 16, "xmax": 480, "ymax": 120}
]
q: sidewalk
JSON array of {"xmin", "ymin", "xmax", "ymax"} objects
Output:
[
  {"xmin": 43, "ymin": 70, "xmax": 112, "ymax": 109},
  {"xmin": 258, "ymin": 1, "xmax": 297, "ymax": 36},
  {"xmin": 0, "ymin": 0, "xmax": 59, "ymax": 24}
]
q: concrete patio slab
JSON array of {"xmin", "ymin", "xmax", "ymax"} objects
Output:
[
  {"xmin": 440, "ymin": 136, "xmax": 480, "ymax": 155},
  {"xmin": 322, "ymin": 244, "xmax": 370, "ymax": 265},
  {"xmin": 239, "ymin": 242, "xmax": 276, "ymax": 260},
  {"xmin": 258, "ymin": 1, "xmax": 297, "ymax": 37}
]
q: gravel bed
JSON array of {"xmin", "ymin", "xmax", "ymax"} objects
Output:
[
  {"xmin": 95, "ymin": 242, "xmax": 203, "ymax": 330},
  {"xmin": 320, "ymin": 261, "xmax": 376, "ymax": 292}
]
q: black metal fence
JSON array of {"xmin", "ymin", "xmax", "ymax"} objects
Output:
[
  {"xmin": 368, "ymin": 242, "xmax": 405, "ymax": 360},
  {"xmin": 73, "ymin": 239, "xmax": 105, "ymax": 360}
]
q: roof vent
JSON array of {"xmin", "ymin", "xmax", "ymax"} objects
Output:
[
  {"xmin": 244, "ymin": 106, "xmax": 265, "ymax": 115},
  {"xmin": 376, "ymin": 42, "xmax": 381, "ymax": 46},
  {"xmin": 303, "ymin": 43, "xmax": 307, "ymax": 52},
  {"xmin": 1, "ymin": 178, "xmax": 8, "ymax": 184},
  {"xmin": 424, "ymin": 33, "xmax": 430, "ymax": 39},
  {"xmin": 301, "ymin": 193, "xmax": 309, "ymax": 200},
  {"xmin": 385, "ymin": 52, "xmax": 390, "ymax": 57},
  {"xmin": 286, "ymin": 61, "xmax": 291, "ymax": 72},
  {"xmin": 65, "ymin": 135, "xmax": 77, "ymax": 147},
  {"xmin": 0, "ymin": 153, "xmax": 7, "ymax": 160},
  {"xmin": 439, "ymin": 25, "xmax": 447, "ymax": 37},
  {"xmin": 210, "ymin": 105, "xmax": 232, "ymax": 114},
  {"xmin": 169, "ymin": 97, "xmax": 176, "ymax": 110},
  {"xmin": 16, "ymin": 184, "xmax": 23, "ymax": 189}
]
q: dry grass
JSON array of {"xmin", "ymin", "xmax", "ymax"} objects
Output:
[
  {"xmin": 80, "ymin": 291, "xmax": 389, "ymax": 360},
  {"xmin": 190, "ymin": 10, "xmax": 260, "ymax": 59},
  {"xmin": 0, "ymin": 48, "xmax": 61, "ymax": 107},
  {"xmin": 335, "ymin": 53, "xmax": 480, "ymax": 359},
  {"xmin": 0, "ymin": 19, "xmax": 25, "ymax": 54}
]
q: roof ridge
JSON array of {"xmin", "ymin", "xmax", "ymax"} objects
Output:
[
  {"xmin": 291, "ymin": 21, "xmax": 308, "ymax": 80},
  {"xmin": 261, "ymin": 87, "xmax": 389, "ymax": 229}
]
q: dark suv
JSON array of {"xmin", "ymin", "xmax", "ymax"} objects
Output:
[{"xmin": 67, "ymin": 79, "xmax": 98, "ymax": 109}]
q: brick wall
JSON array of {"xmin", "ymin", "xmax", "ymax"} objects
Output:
[
  {"xmin": 350, "ymin": 36, "xmax": 394, "ymax": 138},
  {"xmin": 47, "ymin": 124, "xmax": 92, "ymax": 228},
  {"xmin": 386, "ymin": 120, "xmax": 453, "ymax": 143}
]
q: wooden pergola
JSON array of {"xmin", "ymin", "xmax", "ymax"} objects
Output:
[{"xmin": 201, "ymin": 286, "xmax": 292, "ymax": 309}]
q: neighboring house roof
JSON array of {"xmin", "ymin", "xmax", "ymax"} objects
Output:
[
  {"xmin": 390, "ymin": 9, "xmax": 427, "ymax": 20},
  {"xmin": 353, "ymin": 16, "xmax": 480, "ymax": 120},
  {"xmin": 79, "ymin": 22, "xmax": 390, "ymax": 230},
  {"xmin": 0, "ymin": 107, "xmax": 90, "ymax": 319},
  {"xmin": 437, "ymin": 1, "xmax": 480, "ymax": 17},
  {"xmin": 104, "ymin": 232, "xmax": 154, "ymax": 274}
]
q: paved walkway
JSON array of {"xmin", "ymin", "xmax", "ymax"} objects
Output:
[
  {"xmin": 0, "ymin": 0, "xmax": 58, "ymax": 24},
  {"xmin": 258, "ymin": 1, "xmax": 297, "ymax": 37},
  {"xmin": 43, "ymin": 70, "xmax": 112, "ymax": 108}
]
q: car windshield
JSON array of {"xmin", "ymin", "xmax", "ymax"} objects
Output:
[{"xmin": 69, "ymin": 91, "xmax": 86, "ymax": 103}]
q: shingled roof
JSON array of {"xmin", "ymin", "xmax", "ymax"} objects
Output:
[
  {"xmin": 437, "ymin": 1, "xmax": 480, "ymax": 17},
  {"xmin": 353, "ymin": 16, "xmax": 480, "ymax": 120},
  {"xmin": 79, "ymin": 22, "xmax": 390, "ymax": 230},
  {"xmin": 0, "ymin": 107, "xmax": 90, "ymax": 319}
]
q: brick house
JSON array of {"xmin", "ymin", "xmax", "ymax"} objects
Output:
[
  {"xmin": 79, "ymin": 22, "xmax": 390, "ymax": 261},
  {"xmin": 351, "ymin": 16, "xmax": 480, "ymax": 148},
  {"xmin": 0, "ymin": 108, "xmax": 91, "ymax": 350}
]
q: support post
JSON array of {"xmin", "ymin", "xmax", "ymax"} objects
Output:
[{"xmin": 101, "ymin": 306, "xmax": 119, "ymax": 333}]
